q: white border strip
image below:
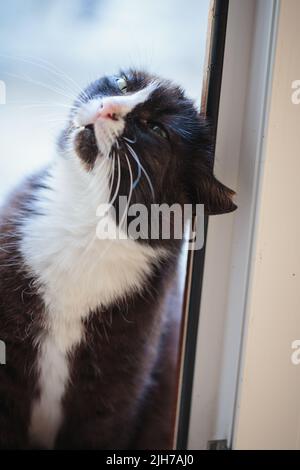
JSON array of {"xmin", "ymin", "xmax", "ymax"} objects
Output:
[{"xmin": 187, "ymin": 0, "xmax": 280, "ymax": 449}]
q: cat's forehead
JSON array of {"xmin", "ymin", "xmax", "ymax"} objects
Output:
[{"xmin": 83, "ymin": 69, "xmax": 192, "ymax": 113}]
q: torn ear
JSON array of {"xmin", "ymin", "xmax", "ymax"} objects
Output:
[{"xmin": 193, "ymin": 170, "xmax": 237, "ymax": 215}]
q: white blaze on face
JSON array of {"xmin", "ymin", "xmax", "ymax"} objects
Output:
[{"xmin": 73, "ymin": 82, "xmax": 157, "ymax": 157}]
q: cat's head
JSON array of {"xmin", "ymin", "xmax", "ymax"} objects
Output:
[{"xmin": 58, "ymin": 69, "xmax": 236, "ymax": 222}]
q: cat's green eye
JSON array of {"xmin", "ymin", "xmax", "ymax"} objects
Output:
[
  {"xmin": 116, "ymin": 77, "xmax": 127, "ymax": 94},
  {"xmin": 149, "ymin": 123, "xmax": 168, "ymax": 140}
]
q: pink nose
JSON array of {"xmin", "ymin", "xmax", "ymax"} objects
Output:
[{"xmin": 96, "ymin": 100, "xmax": 120, "ymax": 121}]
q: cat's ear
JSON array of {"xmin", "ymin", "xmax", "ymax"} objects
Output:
[{"xmin": 190, "ymin": 160, "xmax": 237, "ymax": 215}]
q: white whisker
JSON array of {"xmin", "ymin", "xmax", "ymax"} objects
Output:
[
  {"xmin": 0, "ymin": 53, "xmax": 89, "ymax": 102},
  {"xmin": 6, "ymin": 72, "xmax": 77, "ymax": 102},
  {"xmin": 124, "ymin": 142, "xmax": 155, "ymax": 200},
  {"xmin": 119, "ymin": 153, "xmax": 133, "ymax": 232},
  {"xmin": 123, "ymin": 136, "xmax": 136, "ymax": 144}
]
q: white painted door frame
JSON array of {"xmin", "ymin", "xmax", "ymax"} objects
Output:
[{"xmin": 188, "ymin": 0, "xmax": 281, "ymax": 449}]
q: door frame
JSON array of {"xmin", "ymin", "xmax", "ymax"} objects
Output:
[
  {"xmin": 175, "ymin": 0, "xmax": 230, "ymax": 450},
  {"xmin": 185, "ymin": 0, "xmax": 280, "ymax": 449}
]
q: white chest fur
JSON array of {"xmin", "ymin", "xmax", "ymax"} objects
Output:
[{"xmin": 21, "ymin": 156, "xmax": 165, "ymax": 449}]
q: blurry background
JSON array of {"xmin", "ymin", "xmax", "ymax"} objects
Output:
[{"xmin": 0, "ymin": 0, "xmax": 210, "ymax": 201}]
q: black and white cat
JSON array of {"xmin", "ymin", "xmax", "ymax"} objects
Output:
[{"xmin": 0, "ymin": 69, "xmax": 236, "ymax": 449}]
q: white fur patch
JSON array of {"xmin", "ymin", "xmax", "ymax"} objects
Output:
[
  {"xmin": 74, "ymin": 82, "xmax": 157, "ymax": 158},
  {"xmin": 21, "ymin": 147, "xmax": 166, "ymax": 448},
  {"xmin": 75, "ymin": 82, "xmax": 156, "ymax": 128}
]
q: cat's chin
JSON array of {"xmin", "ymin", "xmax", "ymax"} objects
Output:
[{"xmin": 72, "ymin": 126, "xmax": 99, "ymax": 169}]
